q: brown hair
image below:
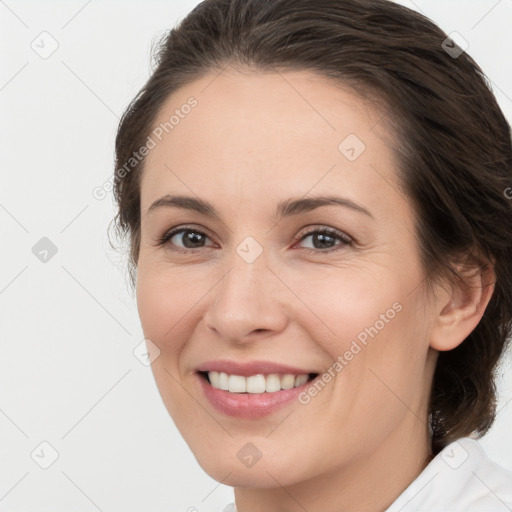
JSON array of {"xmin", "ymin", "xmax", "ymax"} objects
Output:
[{"xmin": 112, "ymin": 0, "xmax": 512, "ymax": 453}]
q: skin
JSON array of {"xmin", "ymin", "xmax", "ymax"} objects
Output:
[{"xmin": 135, "ymin": 67, "xmax": 494, "ymax": 512}]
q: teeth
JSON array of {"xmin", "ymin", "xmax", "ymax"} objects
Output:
[
  {"xmin": 219, "ymin": 372, "xmax": 229, "ymax": 391},
  {"xmin": 209, "ymin": 371, "xmax": 220, "ymax": 389},
  {"xmin": 265, "ymin": 374, "xmax": 281, "ymax": 393},
  {"xmin": 207, "ymin": 372, "xmax": 311, "ymax": 393},
  {"xmin": 246, "ymin": 374, "xmax": 266, "ymax": 393},
  {"xmin": 228, "ymin": 374, "xmax": 247, "ymax": 393},
  {"xmin": 281, "ymin": 374, "xmax": 295, "ymax": 390},
  {"xmin": 294, "ymin": 374, "xmax": 309, "ymax": 387}
]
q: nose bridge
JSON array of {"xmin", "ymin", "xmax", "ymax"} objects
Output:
[
  {"xmin": 205, "ymin": 236, "xmax": 287, "ymax": 342},
  {"xmin": 228, "ymin": 238, "xmax": 268, "ymax": 299}
]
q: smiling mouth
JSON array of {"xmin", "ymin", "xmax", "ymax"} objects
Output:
[{"xmin": 198, "ymin": 371, "xmax": 319, "ymax": 393}]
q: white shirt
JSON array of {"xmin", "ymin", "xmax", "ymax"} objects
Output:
[{"xmin": 223, "ymin": 437, "xmax": 512, "ymax": 511}]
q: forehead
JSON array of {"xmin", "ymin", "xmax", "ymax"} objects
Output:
[{"xmin": 140, "ymin": 67, "xmax": 402, "ymax": 217}]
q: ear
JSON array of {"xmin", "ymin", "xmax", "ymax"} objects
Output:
[{"xmin": 429, "ymin": 260, "xmax": 495, "ymax": 351}]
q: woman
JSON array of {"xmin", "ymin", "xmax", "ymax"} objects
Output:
[{"xmin": 112, "ymin": 0, "xmax": 512, "ymax": 510}]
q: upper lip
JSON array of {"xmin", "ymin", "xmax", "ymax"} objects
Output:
[{"xmin": 196, "ymin": 359, "xmax": 317, "ymax": 376}]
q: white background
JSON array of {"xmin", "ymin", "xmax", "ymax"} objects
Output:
[{"xmin": 1, "ymin": 1, "xmax": 511, "ymax": 511}]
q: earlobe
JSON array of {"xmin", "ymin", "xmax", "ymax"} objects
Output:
[{"xmin": 429, "ymin": 263, "xmax": 495, "ymax": 352}]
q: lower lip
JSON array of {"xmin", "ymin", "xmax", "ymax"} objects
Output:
[{"xmin": 197, "ymin": 373, "xmax": 312, "ymax": 419}]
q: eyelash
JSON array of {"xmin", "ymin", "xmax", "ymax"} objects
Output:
[{"xmin": 156, "ymin": 225, "xmax": 353, "ymax": 255}]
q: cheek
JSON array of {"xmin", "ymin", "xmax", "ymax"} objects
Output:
[
  {"xmin": 135, "ymin": 264, "xmax": 205, "ymax": 348},
  {"xmin": 284, "ymin": 263, "xmax": 408, "ymax": 354},
  {"xmin": 327, "ymin": 291, "xmax": 432, "ymax": 436},
  {"xmin": 135, "ymin": 267, "xmax": 200, "ymax": 417},
  {"xmin": 291, "ymin": 263, "xmax": 431, "ymax": 409}
]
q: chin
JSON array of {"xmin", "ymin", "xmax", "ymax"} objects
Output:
[
  {"xmin": 189, "ymin": 439, "xmax": 310, "ymax": 488},
  {"xmin": 200, "ymin": 458, "xmax": 300, "ymax": 488}
]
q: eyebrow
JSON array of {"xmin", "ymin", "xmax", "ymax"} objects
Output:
[{"xmin": 146, "ymin": 194, "xmax": 373, "ymax": 220}]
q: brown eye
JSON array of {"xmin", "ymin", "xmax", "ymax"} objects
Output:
[
  {"xmin": 296, "ymin": 227, "xmax": 352, "ymax": 253},
  {"xmin": 157, "ymin": 227, "xmax": 215, "ymax": 252}
]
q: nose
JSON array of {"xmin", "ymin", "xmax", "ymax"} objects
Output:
[{"xmin": 203, "ymin": 247, "xmax": 289, "ymax": 345}]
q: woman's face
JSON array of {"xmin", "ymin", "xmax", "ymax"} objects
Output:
[{"xmin": 136, "ymin": 68, "xmax": 439, "ymax": 487}]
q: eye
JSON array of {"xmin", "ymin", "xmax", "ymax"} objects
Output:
[
  {"xmin": 294, "ymin": 226, "xmax": 353, "ymax": 254},
  {"xmin": 156, "ymin": 225, "xmax": 353, "ymax": 255},
  {"xmin": 156, "ymin": 226, "xmax": 215, "ymax": 253}
]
